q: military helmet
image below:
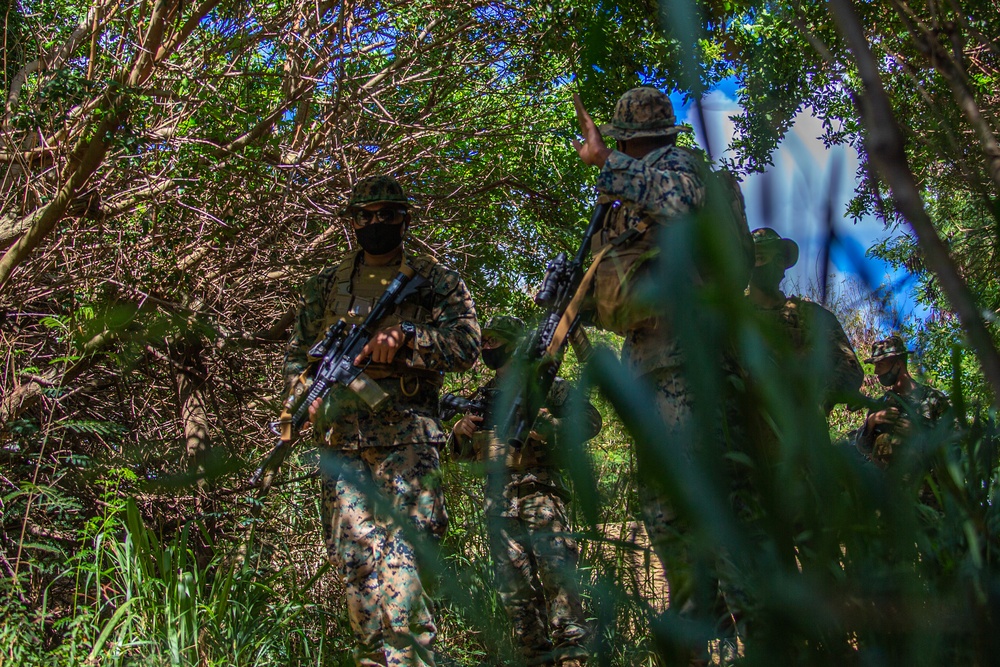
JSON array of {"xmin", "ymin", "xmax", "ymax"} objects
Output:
[
  {"xmin": 482, "ymin": 315, "xmax": 525, "ymax": 345},
  {"xmin": 343, "ymin": 175, "xmax": 410, "ymax": 213},
  {"xmin": 599, "ymin": 87, "xmax": 693, "ymax": 141},
  {"xmin": 751, "ymin": 227, "xmax": 799, "ymax": 269},
  {"xmin": 865, "ymin": 335, "xmax": 910, "ymax": 364}
]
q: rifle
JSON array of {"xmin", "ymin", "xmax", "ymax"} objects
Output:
[
  {"xmin": 252, "ymin": 263, "xmax": 428, "ymax": 497},
  {"xmin": 495, "ymin": 202, "xmax": 610, "ymax": 448},
  {"xmin": 440, "ymin": 388, "xmax": 496, "ymax": 422}
]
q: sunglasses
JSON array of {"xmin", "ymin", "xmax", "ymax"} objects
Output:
[{"xmin": 352, "ymin": 207, "xmax": 406, "ymax": 226}]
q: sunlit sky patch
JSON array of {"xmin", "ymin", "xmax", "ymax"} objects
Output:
[{"xmin": 668, "ymin": 86, "xmax": 924, "ymax": 329}]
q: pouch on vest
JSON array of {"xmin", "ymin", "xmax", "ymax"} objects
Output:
[{"xmin": 483, "ymin": 431, "xmax": 547, "ymax": 469}]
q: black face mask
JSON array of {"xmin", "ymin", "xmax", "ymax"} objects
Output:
[
  {"xmin": 355, "ymin": 222, "xmax": 404, "ymax": 255},
  {"xmin": 877, "ymin": 365, "xmax": 901, "ymax": 387},
  {"xmin": 481, "ymin": 346, "xmax": 512, "ymax": 370}
]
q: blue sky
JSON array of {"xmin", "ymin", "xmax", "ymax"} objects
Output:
[{"xmin": 669, "ymin": 87, "xmax": 923, "ymax": 327}]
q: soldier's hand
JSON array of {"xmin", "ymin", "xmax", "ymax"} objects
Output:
[
  {"xmin": 895, "ymin": 416, "xmax": 913, "ymax": 435},
  {"xmin": 572, "ymin": 93, "xmax": 612, "ymax": 168},
  {"xmin": 529, "ymin": 407, "xmax": 555, "ymax": 441},
  {"xmin": 355, "ymin": 325, "xmax": 409, "ymax": 365},
  {"xmin": 308, "ymin": 397, "xmax": 323, "ymax": 424},
  {"xmin": 453, "ymin": 414, "xmax": 484, "ymax": 438},
  {"xmin": 867, "ymin": 408, "xmax": 898, "ymax": 429}
]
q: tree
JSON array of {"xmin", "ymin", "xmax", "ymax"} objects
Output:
[
  {"xmin": 0, "ymin": 0, "xmax": 697, "ymax": 631},
  {"xmin": 710, "ymin": 0, "xmax": 1000, "ymax": 404}
]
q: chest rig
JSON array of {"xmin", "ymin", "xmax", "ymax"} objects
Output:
[
  {"xmin": 318, "ymin": 250, "xmax": 438, "ymax": 387},
  {"xmin": 323, "ymin": 250, "xmax": 434, "ymax": 329}
]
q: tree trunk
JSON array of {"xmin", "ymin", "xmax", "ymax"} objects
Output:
[
  {"xmin": 827, "ymin": 0, "xmax": 1000, "ymax": 405},
  {"xmin": 171, "ymin": 335, "xmax": 212, "ymax": 487}
]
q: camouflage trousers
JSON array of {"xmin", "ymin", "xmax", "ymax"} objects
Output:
[
  {"xmin": 487, "ymin": 476, "xmax": 589, "ymax": 666},
  {"xmin": 636, "ymin": 367, "xmax": 749, "ymax": 662},
  {"xmin": 320, "ymin": 444, "xmax": 448, "ymax": 667},
  {"xmin": 638, "ymin": 369, "xmax": 700, "ymax": 613}
]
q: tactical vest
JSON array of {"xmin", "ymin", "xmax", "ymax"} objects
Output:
[
  {"xmin": 588, "ymin": 148, "xmax": 753, "ymax": 334},
  {"xmin": 318, "ymin": 250, "xmax": 440, "ymax": 385}
]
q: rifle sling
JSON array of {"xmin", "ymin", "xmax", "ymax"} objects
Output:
[
  {"xmin": 543, "ymin": 212, "xmax": 652, "ymax": 359},
  {"xmin": 543, "ymin": 243, "xmax": 613, "ymax": 358}
]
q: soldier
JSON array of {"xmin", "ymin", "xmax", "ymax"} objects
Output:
[
  {"xmin": 747, "ymin": 227, "xmax": 863, "ymax": 415},
  {"xmin": 855, "ymin": 335, "xmax": 952, "ymax": 500},
  {"xmin": 284, "ymin": 175, "xmax": 480, "ymax": 667},
  {"xmin": 571, "ymin": 88, "xmax": 751, "ymax": 662},
  {"xmin": 450, "ymin": 316, "xmax": 601, "ymax": 667}
]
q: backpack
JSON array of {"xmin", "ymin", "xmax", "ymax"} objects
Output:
[
  {"xmin": 697, "ymin": 162, "xmax": 754, "ymax": 297},
  {"xmin": 588, "ymin": 151, "xmax": 753, "ymax": 334}
]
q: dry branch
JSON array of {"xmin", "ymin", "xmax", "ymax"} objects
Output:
[{"xmin": 827, "ymin": 0, "xmax": 1000, "ymax": 404}]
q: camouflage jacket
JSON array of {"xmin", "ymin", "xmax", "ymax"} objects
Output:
[
  {"xmin": 595, "ymin": 146, "xmax": 705, "ymax": 232},
  {"xmin": 595, "ymin": 146, "xmax": 706, "ymax": 376},
  {"xmin": 855, "ymin": 381, "xmax": 951, "ymax": 469},
  {"xmin": 283, "ymin": 249, "xmax": 480, "ymax": 449},
  {"xmin": 754, "ymin": 294, "xmax": 863, "ymax": 413}
]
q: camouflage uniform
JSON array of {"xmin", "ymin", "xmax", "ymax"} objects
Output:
[
  {"xmin": 284, "ymin": 176, "xmax": 480, "ymax": 667},
  {"xmin": 590, "ymin": 89, "xmax": 749, "ymax": 630},
  {"xmin": 452, "ymin": 372, "xmax": 602, "ymax": 665},
  {"xmin": 754, "ymin": 296, "xmax": 862, "ymax": 410},
  {"xmin": 856, "ymin": 383, "xmax": 950, "ymax": 468},
  {"xmin": 591, "ymin": 87, "xmax": 720, "ymax": 386},
  {"xmin": 854, "ymin": 337, "xmax": 950, "ymax": 467},
  {"xmin": 854, "ymin": 336, "xmax": 951, "ymax": 506},
  {"xmin": 749, "ymin": 229, "xmax": 863, "ymax": 415}
]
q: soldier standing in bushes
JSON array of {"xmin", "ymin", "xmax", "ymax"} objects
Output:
[
  {"xmin": 747, "ymin": 227, "xmax": 864, "ymax": 417},
  {"xmin": 284, "ymin": 175, "xmax": 480, "ymax": 667},
  {"xmin": 449, "ymin": 315, "xmax": 601, "ymax": 667},
  {"xmin": 855, "ymin": 335, "xmax": 952, "ymax": 505},
  {"xmin": 571, "ymin": 87, "xmax": 755, "ymax": 664}
]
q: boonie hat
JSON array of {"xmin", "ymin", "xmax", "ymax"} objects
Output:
[
  {"xmin": 865, "ymin": 335, "xmax": 910, "ymax": 364},
  {"xmin": 751, "ymin": 228, "xmax": 799, "ymax": 269},
  {"xmin": 482, "ymin": 316, "xmax": 525, "ymax": 345},
  {"xmin": 343, "ymin": 175, "xmax": 410, "ymax": 214},
  {"xmin": 599, "ymin": 87, "xmax": 693, "ymax": 141}
]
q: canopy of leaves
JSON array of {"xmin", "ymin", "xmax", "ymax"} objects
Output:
[{"xmin": 4, "ymin": 0, "xmax": 1000, "ymax": 664}]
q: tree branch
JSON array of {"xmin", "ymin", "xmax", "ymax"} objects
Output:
[
  {"xmin": 827, "ymin": 0, "xmax": 1000, "ymax": 405},
  {"xmin": 887, "ymin": 0, "xmax": 1000, "ymax": 197}
]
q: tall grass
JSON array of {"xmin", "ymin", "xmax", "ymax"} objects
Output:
[{"xmin": 1, "ymin": 475, "xmax": 349, "ymax": 667}]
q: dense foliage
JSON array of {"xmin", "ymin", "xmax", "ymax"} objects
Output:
[{"xmin": 2, "ymin": 0, "xmax": 999, "ymax": 665}]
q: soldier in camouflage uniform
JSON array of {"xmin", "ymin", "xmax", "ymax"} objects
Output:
[
  {"xmin": 284, "ymin": 175, "xmax": 480, "ymax": 667},
  {"xmin": 855, "ymin": 336, "xmax": 951, "ymax": 503},
  {"xmin": 450, "ymin": 316, "xmax": 601, "ymax": 667},
  {"xmin": 572, "ymin": 88, "xmax": 750, "ymax": 662},
  {"xmin": 747, "ymin": 228, "xmax": 863, "ymax": 415}
]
